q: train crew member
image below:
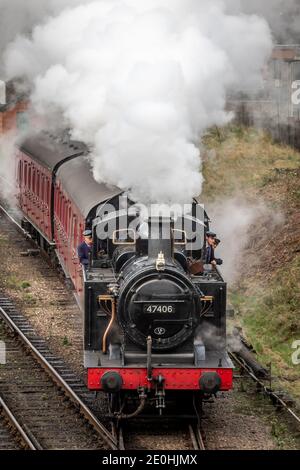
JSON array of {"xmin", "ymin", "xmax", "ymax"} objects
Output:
[
  {"xmin": 77, "ymin": 229, "xmax": 93, "ymax": 268},
  {"xmin": 213, "ymin": 238, "xmax": 223, "ymax": 266},
  {"xmin": 213, "ymin": 238, "xmax": 220, "ymax": 249},
  {"xmin": 205, "ymin": 231, "xmax": 216, "ymax": 265}
]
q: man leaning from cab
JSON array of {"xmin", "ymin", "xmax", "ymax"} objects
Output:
[{"xmin": 77, "ymin": 229, "xmax": 93, "ymax": 268}]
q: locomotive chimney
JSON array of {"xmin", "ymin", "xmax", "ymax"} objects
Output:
[{"xmin": 148, "ymin": 216, "xmax": 174, "ymax": 265}]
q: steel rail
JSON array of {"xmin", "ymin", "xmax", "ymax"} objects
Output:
[
  {"xmin": 0, "ymin": 395, "xmax": 39, "ymax": 450},
  {"xmin": 230, "ymin": 351, "xmax": 300, "ymax": 426},
  {"xmin": 189, "ymin": 423, "xmax": 206, "ymax": 450},
  {"xmin": 0, "ymin": 305, "xmax": 118, "ymax": 450},
  {"xmin": 0, "ymin": 203, "xmax": 33, "ymax": 240}
]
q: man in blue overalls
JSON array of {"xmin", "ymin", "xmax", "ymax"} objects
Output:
[
  {"xmin": 205, "ymin": 231, "xmax": 223, "ymax": 266},
  {"xmin": 77, "ymin": 229, "xmax": 93, "ymax": 269},
  {"xmin": 205, "ymin": 231, "xmax": 217, "ymax": 266}
]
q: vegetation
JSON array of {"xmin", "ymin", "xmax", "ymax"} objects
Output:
[
  {"xmin": 62, "ymin": 336, "xmax": 72, "ymax": 347},
  {"xmin": 4, "ymin": 275, "xmax": 31, "ymax": 291},
  {"xmin": 202, "ymin": 125, "xmax": 300, "ymax": 401},
  {"xmin": 231, "ymin": 256, "xmax": 300, "ymax": 397},
  {"xmin": 202, "ymin": 126, "xmax": 300, "ymax": 201}
]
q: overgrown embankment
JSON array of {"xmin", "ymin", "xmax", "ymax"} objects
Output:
[{"xmin": 202, "ymin": 126, "xmax": 300, "ymax": 401}]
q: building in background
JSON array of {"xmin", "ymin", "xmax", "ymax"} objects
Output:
[
  {"xmin": 2, "ymin": 46, "xmax": 300, "ymax": 148},
  {"xmin": 0, "ymin": 80, "xmax": 29, "ymax": 135},
  {"xmin": 228, "ymin": 45, "xmax": 300, "ymax": 149}
]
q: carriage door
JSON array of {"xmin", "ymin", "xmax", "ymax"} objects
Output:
[{"xmin": 71, "ymin": 214, "xmax": 80, "ymax": 288}]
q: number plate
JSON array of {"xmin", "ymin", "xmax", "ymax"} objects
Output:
[{"xmin": 143, "ymin": 304, "xmax": 175, "ymax": 314}]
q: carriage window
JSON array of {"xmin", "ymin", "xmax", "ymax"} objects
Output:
[
  {"xmin": 64, "ymin": 201, "xmax": 68, "ymax": 231},
  {"xmin": 57, "ymin": 191, "xmax": 61, "ymax": 220},
  {"xmin": 36, "ymin": 171, "xmax": 39, "ymax": 196},
  {"xmin": 60, "ymin": 194, "xmax": 63, "ymax": 222},
  {"xmin": 61, "ymin": 195, "xmax": 65, "ymax": 226},
  {"xmin": 79, "ymin": 224, "xmax": 83, "ymax": 240},
  {"xmin": 67, "ymin": 206, "xmax": 72, "ymax": 237},
  {"xmin": 59, "ymin": 192, "xmax": 63, "ymax": 222},
  {"xmin": 20, "ymin": 161, "xmax": 23, "ymax": 184},
  {"xmin": 40, "ymin": 176, "xmax": 44, "ymax": 201},
  {"xmin": 48, "ymin": 180, "xmax": 51, "ymax": 205},
  {"xmin": 54, "ymin": 189, "xmax": 57, "ymax": 214},
  {"xmin": 45, "ymin": 180, "xmax": 50, "ymax": 206},
  {"xmin": 63, "ymin": 198, "xmax": 68, "ymax": 231},
  {"xmin": 39, "ymin": 173, "xmax": 42, "ymax": 200},
  {"xmin": 32, "ymin": 169, "xmax": 36, "ymax": 194},
  {"xmin": 28, "ymin": 166, "xmax": 32, "ymax": 191},
  {"xmin": 57, "ymin": 188, "xmax": 61, "ymax": 214},
  {"xmin": 17, "ymin": 161, "xmax": 21, "ymax": 184},
  {"xmin": 66, "ymin": 204, "xmax": 70, "ymax": 233},
  {"xmin": 36, "ymin": 171, "xmax": 40, "ymax": 198},
  {"xmin": 24, "ymin": 163, "xmax": 27, "ymax": 187},
  {"xmin": 73, "ymin": 216, "xmax": 78, "ymax": 248}
]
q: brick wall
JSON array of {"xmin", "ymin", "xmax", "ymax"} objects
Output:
[{"xmin": 0, "ymin": 100, "xmax": 29, "ymax": 135}]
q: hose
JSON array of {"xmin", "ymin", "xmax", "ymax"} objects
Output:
[
  {"xmin": 102, "ymin": 298, "xmax": 116, "ymax": 353},
  {"xmin": 115, "ymin": 396, "xmax": 146, "ymax": 420}
]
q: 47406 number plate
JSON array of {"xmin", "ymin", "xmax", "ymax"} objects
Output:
[{"xmin": 143, "ymin": 304, "xmax": 175, "ymax": 314}]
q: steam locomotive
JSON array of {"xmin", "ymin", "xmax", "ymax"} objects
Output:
[{"xmin": 15, "ymin": 132, "xmax": 233, "ymax": 416}]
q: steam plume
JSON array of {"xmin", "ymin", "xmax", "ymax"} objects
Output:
[
  {"xmin": 3, "ymin": 1, "xmax": 272, "ymax": 203},
  {"xmin": 207, "ymin": 198, "xmax": 283, "ymax": 284},
  {"xmin": 229, "ymin": 0, "xmax": 300, "ymax": 44}
]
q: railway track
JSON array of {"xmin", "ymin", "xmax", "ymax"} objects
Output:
[
  {"xmin": 229, "ymin": 350, "xmax": 300, "ymax": 429},
  {"xmin": 0, "ymin": 395, "xmax": 40, "ymax": 450},
  {"xmin": 0, "ymin": 292, "xmax": 206, "ymax": 452},
  {"xmin": 0, "ymin": 295, "xmax": 117, "ymax": 450},
  {"xmin": 0, "ymin": 203, "xmax": 206, "ymax": 451},
  {"xmin": 189, "ymin": 423, "xmax": 206, "ymax": 450},
  {"xmin": 3, "ymin": 201, "xmax": 297, "ymax": 450},
  {"xmin": 112, "ymin": 420, "xmax": 206, "ymax": 451},
  {"xmin": 109, "ymin": 399, "xmax": 206, "ymax": 451}
]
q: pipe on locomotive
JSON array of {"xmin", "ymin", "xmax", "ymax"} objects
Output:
[{"xmin": 99, "ymin": 295, "xmax": 116, "ymax": 354}]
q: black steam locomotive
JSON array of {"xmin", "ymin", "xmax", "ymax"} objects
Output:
[
  {"xmin": 84, "ymin": 196, "xmax": 233, "ymax": 416},
  {"xmin": 16, "ymin": 132, "xmax": 233, "ymax": 417}
]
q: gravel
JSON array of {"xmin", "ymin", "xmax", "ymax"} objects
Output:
[{"xmin": 0, "ymin": 211, "xmax": 298, "ymax": 450}]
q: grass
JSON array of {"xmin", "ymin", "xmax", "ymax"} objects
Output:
[
  {"xmin": 233, "ymin": 379, "xmax": 298, "ymax": 449},
  {"xmin": 0, "ymin": 234, "xmax": 7, "ymax": 245},
  {"xmin": 20, "ymin": 281, "xmax": 31, "ymax": 289},
  {"xmin": 202, "ymin": 125, "xmax": 300, "ymax": 202},
  {"xmin": 230, "ymin": 256, "xmax": 300, "ymax": 398},
  {"xmin": 23, "ymin": 292, "xmax": 37, "ymax": 305},
  {"xmin": 4, "ymin": 275, "xmax": 31, "ymax": 291},
  {"xmin": 202, "ymin": 125, "xmax": 300, "ymax": 402},
  {"xmin": 62, "ymin": 336, "xmax": 72, "ymax": 347},
  {"xmin": 1, "ymin": 276, "xmax": 37, "ymax": 305}
]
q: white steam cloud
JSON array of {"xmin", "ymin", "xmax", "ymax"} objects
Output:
[
  {"xmin": 207, "ymin": 198, "xmax": 283, "ymax": 284},
  {"xmin": 3, "ymin": 0, "xmax": 272, "ymax": 204},
  {"xmin": 229, "ymin": 0, "xmax": 300, "ymax": 43},
  {"xmin": 0, "ymin": 0, "xmax": 93, "ymax": 74},
  {"xmin": 0, "ymin": 133, "xmax": 17, "ymax": 202}
]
